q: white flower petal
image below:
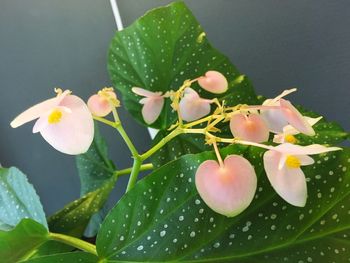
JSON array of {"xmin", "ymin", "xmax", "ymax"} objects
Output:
[
  {"xmin": 297, "ymin": 155, "xmax": 315, "ymax": 166},
  {"xmin": 264, "ymin": 150, "xmax": 307, "ymax": 207},
  {"xmin": 132, "ymin": 87, "xmax": 161, "ymax": 97},
  {"xmin": 40, "ymin": 95, "xmax": 94, "ymax": 155},
  {"xmin": 141, "ymin": 97, "xmax": 164, "ymax": 124},
  {"xmin": 274, "ymin": 143, "xmax": 342, "ymax": 155},
  {"xmin": 261, "ymin": 99, "xmax": 288, "ymax": 133},
  {"xmin": 10, "ymin": 91, "xmax": 70, "ymax": 128}
]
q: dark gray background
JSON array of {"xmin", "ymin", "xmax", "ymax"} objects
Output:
[{"xmin": 0, "ymin": 0, "xmax": 349, "ymax": 215}]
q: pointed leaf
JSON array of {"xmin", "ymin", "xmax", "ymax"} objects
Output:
[{"xmin": 108, "ymin": 2, "xmax": 258, "ymax": 129}]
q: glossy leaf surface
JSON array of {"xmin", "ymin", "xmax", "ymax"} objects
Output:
[{"xmin": 97, "ymin": 145, "xmax": 350, "ymax": 262}]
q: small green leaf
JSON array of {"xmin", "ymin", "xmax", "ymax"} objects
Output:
[
  {"xmin": 96, "ymin": 144, "xmax": 350, "ymax": 262},
  {"xmin": 76, "ymin": 123, "xmax": 115, "ymax": 237},
  {"xmin": 0, "ymin": 219, "xmax": 48, "ymax": 263},
  {"xmin": 108, "ymin": 1, "xmax": 258, "ymax": 129},
  {"xmin": 0, "ymin": 167, "xmax": 47, "ymax": 230},
  {"xmin": 21, "ymin": 251, "xmax": 98, "ymax": 263},
  {"xmin": 48, "ymin": 177, "xmax": 116, "ymax": 237},
  {"xmin": 32, "ymin": 179, "xmax": 116, "ymax": 257}
]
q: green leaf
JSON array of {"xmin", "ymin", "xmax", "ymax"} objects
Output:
[
  {"xmin": 32, "ymin": 179, "xmax": 116, "ymax": 257},
  {"xmin": 21, "ymin": 251, "xmax": 98, "ymax": 263},
  {"xmin": 0, "ymin": 219, "xmax": 48, "ymax": 263},
  {"xmin": 108, "ymin": 1, "xmax": 258, "ymax": 129},
  {"xmin": 294, "ymin": 107, "xmax": 349, "ymax": 145},
  {"xmin": 48, "ymin": 177, "xmax": 116, "ymax": 237},
  {"xmin": 0, "ymin": 167, "xmax": 47, "ymax": 230},
  {"xmin": 76, "ymin": 123, "xmax": 115, "ymax": 237},
  {"xmin": 96, "ymin": 144, "xmax": 350, "ymax": 262}
]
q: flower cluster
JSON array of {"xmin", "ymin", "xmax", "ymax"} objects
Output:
[
  {"xmin": 11, "ymin": 70, "xmax": 341, "ymax": 218},
  {"xmin": 133, "ymin": 70, "xmax": 341, "ymax": 217}
]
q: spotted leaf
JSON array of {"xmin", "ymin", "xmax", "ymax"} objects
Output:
[
  {"xmin": 107, "ymin": 2, "xmax": 258, "ymax": 129},
  {"xmin": 22, "ymin": 251, "xmax": 98, "ymax": 263},
  {"xmin": 96, "ymin": 144, "xmax": 350, "ymax": 262},
  {"xmin": 76, "ymin": 123, "xmax": 115, "ymax": 237},
  {"xmin": 0, "ymin": 167, "xmax": 47, "ymax": 231}
]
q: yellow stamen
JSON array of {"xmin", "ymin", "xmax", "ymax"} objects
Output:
[
  {"xmin": 285, "ymin": 155, "xmax": 301, "ymax": 169},
  {"xmin": 48, "ymin": 109, "xmax": 63, "ymax": 124},
  {"xmin": 285, "ymin": 134, "xmax": 297, "ymax": 144},
  {"xmin": 98, "ymin": 87, "xmax": 120, "ymax": 107}
]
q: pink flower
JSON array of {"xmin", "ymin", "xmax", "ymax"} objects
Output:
[
  {"xmin": 263, "ymin": 143, "xmax": 341, "ymax": 207},
  {"xmin": 87, "ymin": 88, "xmax": 118, "ymax": 117},
  {"xmin": 229, "ymin": 113, "xmax": 270, "ymax": 143},
  {"xmin": 198, "ymin": 71, "xmax": 228, "ymax": 94},
  {"xmin": 195, "ymin": 155, "xmax": 257, "ymax": 217},
  {"xmin": 261, "ymin": 89, "xmax": 315, "ymax": 136},
  {"xmin": 273, "ymin": 116, "xmax": 322, "ymax": 144},
  {"xmin": 10, "ymin": 89, "xmax": 94, "ymax": 155},
  {"xmin": 132, "ymin": 87, "xmax": 164, "ymax": 125},
  {"xmin": 179, "ymin": 87, "xmax": 212, "ymax": 122}
]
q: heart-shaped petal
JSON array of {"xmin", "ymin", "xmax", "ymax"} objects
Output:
[
  {"xmin": 195, "ymin": 155, "xmax": 257, "ymax": 217},
  {"xmin": 198, "ymin": 71, "xmax": 228, "ymax": 94},
  {"xmin": 179, "ymin": 88, "xmax": 211, "ymax": 122},
  {"xmin": 230, "ymin": 113, "xmax": 270, "ymax": 143}
]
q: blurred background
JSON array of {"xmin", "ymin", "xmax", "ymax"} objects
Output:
[{"xmin": 0, "ymin": 0, "xmax": 349, "ymax": 215}]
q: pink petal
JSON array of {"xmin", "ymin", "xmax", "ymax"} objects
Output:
[
  {"xmin": 10, "ymin": 91, "xmax": 69, "ymax": 128},
  {"xmin": 132, "ymin": 87, "xmax": 161, "ymax": 98},
  {"xmin": 40, "ymin": 95, "xmax": 94, "ymax": 155},
  {"xmin": 274, "ymin": 143, "xmax": 341, "ymax": 155},
  {"xmin": 263, "ymin": 150, "xmax": 307, "ymax": 207},
  {"xmin": 280, "ymin": 99, "xmax": 315, "ymax": 136},
  {"xmin": 87, "ymin": 94, "xmax": 112, "ymax": 117},
  {"xmin": 32, "ymin": 106, "xmax": 71, "ymax": 133},
  {"xmin": 260, "ymin": 99, "xmax": 288, "ymax": 133},
  {"xmin": 282, "ymin": 116, "xmax": 323, "ymax": 136},
  {"xmin": 141, "ymin": 97, "xmax": 164, "ymax": 124},
  {"xmin": 230, "ymin": 113, "xmax": 270, "ymax": 143},
  {"xmin": 198, "ymin": 71, "xmax": 228, "ymax": 94},
  {"xmin": 179, "ymin": 88, "xmax": 211, "ymax": 122},
  {"xmin": 298, "ymin": 155, "xmax": 314, "ymax": 166},
  {"xmin": 195, "ymin": 155, "xmax": 257, "ymax": 217}
]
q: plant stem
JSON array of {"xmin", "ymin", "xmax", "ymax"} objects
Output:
[
  {"xmin": 125, "ymin": 157, "xmax": 142, "ymax": 192},
  {"xmin": 111, "ymin": 107, "xmax": 139, "ymax": 158},
  {"xmin": 49, "ymin": 232, "xmax": 97, "ymax": 256},
  {"xmin": 140, "ymin": 127, "xmax": 184, "ymax": 161},
  {"xmin": 93, "ymin": 116, "xmax": 117, "ymax": 128},
  {"xmin": 115, "ymin": 163, "xmax": 153, "ymax": 176}
]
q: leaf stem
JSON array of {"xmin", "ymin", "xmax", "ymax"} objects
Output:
[
  {"xmin": 115, "ymin": 163, "xmax": 153, "ymax": 176},
  {"xmin": 48, "ymin": 232, "xmax": 97, "ymax": 256}
]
